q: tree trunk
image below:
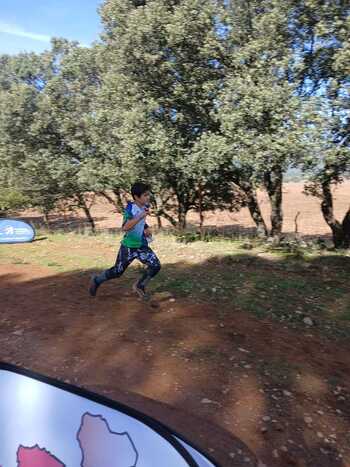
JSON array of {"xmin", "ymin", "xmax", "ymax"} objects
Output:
[
  {"xmin": 178, "ymin": 208, "xmax": 187, "ymax": 231},
  {"xmin": 240, "ymin": 181, "xmax": 268, "ymax": 237},
  {"xmin": 342, "ymin": 208, "xmax": 350, "ymax": 249},
  {"xmin": 43, "ymin": 211, "xmax": 51, "ymax": 231},
  {"xmin": 199, "ymin": 210, "xmax": 205, "ymax": 239},
  {"xmin": 158, "ymin": 209, "xmax": 178, "ymax": 228},
  {"xmin": 294, "ymin": 211, "xmax": 301, "ymax": 236},
  {"xmin": 198, "ymin": 185, "xmax": 205, "ymax": 239},
  {"xmin": 112, "ymin": 189, "xmax": 126, "ymax": 212},
  {"xmin": 152, "ymin": 195, "xmax": 164, "ymax": 229},
  {"xmin": 320, "ymin": 178, "xmax": 347, "ymax": 248},
  {"xmin": 77, "ymin": 195, "xmax": 96, "ymax": 234},
  {"xmin": 100, "ymin": 190, "xmax": 125, "ymax": 213},
  {"xmin": 175, "ymin": 192, "xmax": 188, "ymax": 231},
  {"xmin": 265, "ymin": 166, "xmax": 284, "ymax": 239}
]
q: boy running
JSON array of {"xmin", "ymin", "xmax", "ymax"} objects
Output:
[{"xmin": 89, "ymin": 183, "xmax": 161, "ymax": 300}]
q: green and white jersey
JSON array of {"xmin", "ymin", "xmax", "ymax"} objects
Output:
[{"xmin": 121, "ymin": 201, "xmax": 149, "ymax": 248}]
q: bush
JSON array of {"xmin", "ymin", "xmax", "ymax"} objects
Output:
[{"xmin": 0, "ymin": 189, "xmax": 29, "ymax": 217}]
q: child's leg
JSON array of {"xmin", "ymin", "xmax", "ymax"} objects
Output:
[
  {"xmin": 95, "ymin": 245, "xmax": 135, "ymax": 285},
  {"xmin": 135, "ymin": 247, "xmax": 161, "ymax": 290}
]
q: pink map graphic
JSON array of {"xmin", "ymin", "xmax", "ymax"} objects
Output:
[
  {"xmin": 17, "ymin": 446, "xmax": 64, "ymax": 467},
  {"xmin": 77, "ymin": 413, "xmax": 138, "ymax": 466},
  {"xmin": 14, "ymin": 413, "xmax": 138, "ymax": 467}
]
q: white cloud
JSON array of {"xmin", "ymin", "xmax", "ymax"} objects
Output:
[{"xmin": 0, "ymin": 21, "xmax": 51, "ymax": 43}]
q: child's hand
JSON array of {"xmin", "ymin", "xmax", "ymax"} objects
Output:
[{"xmin": 139, "ymin": 208, "xmax": 149, "ymax": 219}]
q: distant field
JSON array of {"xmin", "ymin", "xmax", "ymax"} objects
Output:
[{"xmin": 21, "ymin": 181, "xmax": 350, "ymax": 238}]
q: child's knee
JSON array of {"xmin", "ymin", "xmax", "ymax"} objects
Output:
[{"xmin": 152, "ymin": 262, "xmax": 161, "ymax": 275}]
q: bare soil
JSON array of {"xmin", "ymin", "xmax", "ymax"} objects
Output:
[{"xmin": 1, "ymin": 261, "xmax": 350, "ymax": 466}]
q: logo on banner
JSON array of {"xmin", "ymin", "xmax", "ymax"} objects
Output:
[{"xmin": 0, "ymin": 220, "xmax": 35, "ymax": 243}]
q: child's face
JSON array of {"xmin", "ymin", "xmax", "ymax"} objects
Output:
[{"xmin": 136, "ymin": 191, "xmax": 151, "ymax": 206}]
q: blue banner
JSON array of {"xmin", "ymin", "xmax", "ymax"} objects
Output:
[{"xmin": 0, "ymin": 219, "xmax": 35, "ymax": 244}]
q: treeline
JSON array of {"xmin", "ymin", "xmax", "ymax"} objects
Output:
[{"xmin": 0, "ymin": 0, "xmax": 349, "ymax": 247}]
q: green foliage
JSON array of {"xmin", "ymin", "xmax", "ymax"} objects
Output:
[
  {"xmin": 97, "ymin": 0, "xmax": 245, "ymax": 227},
  {"xmin": 0, "ymin": 188, "xmax": 29, "ymax": 217},
  {"xmin": 0, "ymin": 0, "xmax": 348, "ymax": 241}
]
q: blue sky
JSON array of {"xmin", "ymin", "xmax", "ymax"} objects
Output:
[{"xmin": 0, "ymin": 0, "xmax": 102, "ymax": 55}]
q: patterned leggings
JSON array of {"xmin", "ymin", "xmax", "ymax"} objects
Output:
[{"xmin": 97, "ymin": 245, "xmax": 161, "ymax": 288}]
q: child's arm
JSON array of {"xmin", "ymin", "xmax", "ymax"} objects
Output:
[
  {"xmin": 144, "ymin": 226, "xmax": 152, "ymax": 237},
  {"xmin": 122, "ymin": 209, "xmax": 148, "ymax": 232}
]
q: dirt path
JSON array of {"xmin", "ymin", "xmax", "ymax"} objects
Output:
[{"xmin": 1, "ymin": 264, "xmax": 350, "ymax": 466}]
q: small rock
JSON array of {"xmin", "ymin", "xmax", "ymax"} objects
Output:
[
  {"xmin": 304, "ymin": 416, "xmax": 313, "ymax": 425},
  {"xmin": 262, "ymin": 416, "xmax": 271, "ymax": 422},
  {"xmin": 283, "ymin": 390, "xmax": 292, "ymax": 397},
  {"xmin": 229, "ymin": 452, "xmax": 236, "ymax": 459},
  {"xmin": 273, "ymin": 449, "xmax": 279, "ymax": 458},
  {"xmin": 13, "ymin": 330, "xmax": 23, "ymax": 336},
  {"xmin": 201, "ymin": 398, "xmax": 219, "ymax": 405},
  {"xmin": 261, "ymin": 426, "xmax": 268, "ymax": 434},
  {"xmin": 238, "ymin": 347, "xmax": 250, "ymax": 353},
  {"xmin": 153, "ymin": 291, "xmax": 173, "ymax": 301},
  {"xmin": 317, "ymin": 432, "xmax": 324, "ymax": 438},
  {"xmin": 169, "ymin": 298, "xmax": 176, "ymax": 303},
  {"xmin": 282, "ymin": 453, "xmax": 297, "ymax": 465},
  {"xmin": 303, "ymin": 317, "xmax": 314, "ymax": 326}
]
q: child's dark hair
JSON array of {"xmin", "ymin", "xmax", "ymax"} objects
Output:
[{"xmin": 131, "ymin": 182, "xmax": 151, "ymax": 199}]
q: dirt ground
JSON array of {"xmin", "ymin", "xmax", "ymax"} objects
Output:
[
  {"xmin": 23, "ymin": 181, "xmax": 350, "ymax": 238},
  {"xmin": 1, "ymin": 261, "xmax": 350, "ymax": 467}
]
